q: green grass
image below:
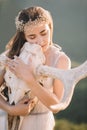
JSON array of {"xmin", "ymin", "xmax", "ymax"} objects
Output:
[{"xmin": 54, "ymin": 119, "xmax": 87, "ymax": 130}]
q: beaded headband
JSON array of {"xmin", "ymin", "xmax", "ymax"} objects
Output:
[{"xmin": 15, "ymin": 11, "xmax": 49, "ymax": 32}]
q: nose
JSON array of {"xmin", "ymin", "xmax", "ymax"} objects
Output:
[{"xmin": 36, "ymin": 37, "xmax": 43, "ymax": 46}]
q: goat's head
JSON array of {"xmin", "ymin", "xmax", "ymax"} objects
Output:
[
  {"xmin": 5, "ymin": 42, "xmax": 45, "ymax": 105},
  {"xmin": 20, "ymin": 42, "xmax": 46, "ymax": 67}
]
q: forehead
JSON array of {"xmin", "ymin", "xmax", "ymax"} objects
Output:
[{"xmin": 24, "ymin": 23, "xmax": 50, "ymax": 34}]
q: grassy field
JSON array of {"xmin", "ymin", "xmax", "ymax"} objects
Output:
[{"xmin": 54, "ymin": 119, "xmax": 87, "ymax": 130}]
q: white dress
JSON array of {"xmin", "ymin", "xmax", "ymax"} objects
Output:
[
  {"xmin": 20, "ymin": 45, "xmax": 64, "ymax": 130},
  {"xmin": 2, "ymin": 44, "xmax": 64, "ymax": 130}
]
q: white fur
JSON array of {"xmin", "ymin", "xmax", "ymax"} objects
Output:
[
  {"xmin": 4, "ymin": 42, "xmax": 45, "ymax": 104},
  {"xmin": 1, "ymin": 42, "xmax": 45, "ymax": 130}
]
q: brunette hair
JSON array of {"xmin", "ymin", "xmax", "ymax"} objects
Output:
[{"xmin": 6, "ymin": 6, "xmax": 53, "ymax": 59}]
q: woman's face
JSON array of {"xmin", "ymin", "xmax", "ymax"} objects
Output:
[{"xmin": 24, "ymin": 23, "xmax": 51, "ymax": 52}]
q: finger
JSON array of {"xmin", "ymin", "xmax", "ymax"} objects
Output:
[
  {"xmin": 7, "ymin": 60, "xmax": 18, "ymax": 69},
  {"xmin": 6, "ymin": 56, "xmax": 19, "ymax": 65},
  {"xmin": 7, "ymin": 63, "xmax": 17, "ymax": 74},
  {"xmin": 8, "ymin": 67, "xmax": 16, "ymax": 74},
  {"xmin": 19, "ymin": 96, "xmax": 30, "ymax": 103},
  {"xmin": 14, "ymin": 56, "xmax": 22, "ymax": 63},
  {"xmin": 21, "ymin": 97, "xmax": 34, "ymax": 105},
  {"xmin": 7, "ymin": 62, "xmax": 16, "ymax": 69},
  {"xmin": 7, "ymin": 59, "xmax": 15, "ymax": 66}
]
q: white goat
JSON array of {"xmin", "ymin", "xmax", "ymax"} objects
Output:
[
  {"xmin": 0, "ymin": 42, "xmax": 46, "ymax": 130},
  {"xmin": 4, "ymin": 42, "xmax": 45, "ymax": 105}
]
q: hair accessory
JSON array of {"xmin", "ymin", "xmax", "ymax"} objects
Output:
[{"xmin": 15, "ymin": 11, "xmax": 49, "ymax": 32}]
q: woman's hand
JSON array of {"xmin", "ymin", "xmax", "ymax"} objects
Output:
[
  {"xmin": 7, "ymin": 56, "xmax": 36, "ymax": 85},
  {"xmin": 8, "ymin": 96, "xmax": 34, "ymax": 116},
  {"xmin": 0, "ymin": 95, "xmax": 31, "ymax": 116}
]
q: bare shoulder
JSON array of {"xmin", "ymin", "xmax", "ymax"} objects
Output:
[
  {"xmin": 52, "ymin": 44, "xmax": 71, "ymax": 69},
  {"xmin": 48, "ymin": 45, "xmax": 71, "ymax": 69},
  {"xmin": 57, "ymin": 52, "xmax": 71, "ymax": 70},
  {"xmin": 50, "ymin": 44, "xmax": 61, "ymax": 53}
]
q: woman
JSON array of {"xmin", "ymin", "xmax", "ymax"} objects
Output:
[{"xmin": 0, "ymin": 6, "xmax": 71, "ymax": 130}]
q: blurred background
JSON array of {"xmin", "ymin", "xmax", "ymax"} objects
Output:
[{"xmin": 0, "ymin": 0, "xmax": 87, "ymax": 130}]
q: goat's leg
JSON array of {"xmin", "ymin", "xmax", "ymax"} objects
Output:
[{"xmin": 36, "ymin": 60, "xmax": 87, "ymax": 111}]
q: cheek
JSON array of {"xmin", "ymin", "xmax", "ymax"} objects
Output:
[
  {"xmin": 26, "ymin": 38, "xmax": 36, "ymax": 44},
  {"xmin": 46, "ymin": 31, "xmax": 51, "ymax": 42},
  {"xmin": 45, "ymin": 34, "xmax": 50, "ymax": 43}
]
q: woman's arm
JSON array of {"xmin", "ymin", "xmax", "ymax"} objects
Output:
[
  {"xmin": 27, "ymin": 53, "xmax": 71, "ymax": 113},
  {"xmin": 7, "ymin": 54, "xmax": 71, "ymax": 113}
]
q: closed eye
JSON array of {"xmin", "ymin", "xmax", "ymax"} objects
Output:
[
  {"xmin": 28, "ymin": 35, "xmax": 36, "ymax": 39},
  {"xmin": 40, "ymin": 30, "xmax": 48, "ymax": 36}
]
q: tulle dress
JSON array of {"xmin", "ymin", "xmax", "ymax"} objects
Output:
[
  {"xmin": 19, "ymin": 45, "xmax": 64, "ymax": 130},
  {"xmin": 3, "ymin": 45, "xmax": 64, "ymax": 130},
  {"xmin": 20, "ymin": 78, "xmax": 55, "ymax": 130}
]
